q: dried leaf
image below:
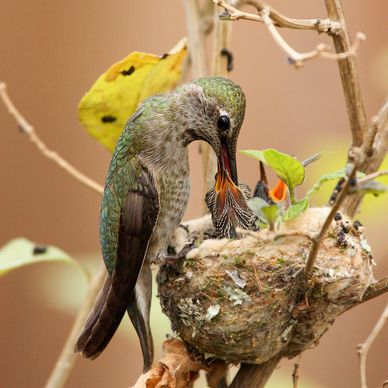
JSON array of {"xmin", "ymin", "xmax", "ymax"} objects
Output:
[{"xmin": 131, "ymin": 339, "xmax": 206, "ymax": 388}]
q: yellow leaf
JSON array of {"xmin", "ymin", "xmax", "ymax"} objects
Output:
[{"xmin": 79, "ymin": 38, "xmax": 188, "ymax": 151}]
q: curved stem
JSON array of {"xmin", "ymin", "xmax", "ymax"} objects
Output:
[{"xmin": 44, "ymin": 266, "xmax": 106, "ymax": 388}]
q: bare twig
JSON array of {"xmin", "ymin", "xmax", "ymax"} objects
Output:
[
  {"xmin": 44, "ymin": 266, "xmax": 107, "ymax": 388},
  {"xmin": 214, "ymin": 0, "xmax": 341, "ymax": 33},
  {"xmin": 357, "ymin": 170, "xmax": 388, "ymax": 185},
  {"xmin": 184, "ymin": 0, "xmax": 207, "ymax": 77},
  {"xmin": 213, "ymin": 1, "xmax": 365, "ymax": 69},
  {"xmin": 361, "ymin": 277, "xmax": 388, "ymax": 304},
  {"xmin": 229, "ymin": 356, "xmax": 281, "ymax": 388},
  {"xmin": 0, "ymin": 82, "xmax": 103, "ymax": 195},
  {"xmin": 184, "ymin": 0, "xmax": 216, "ymax": 213},
  {"xmin": 357, "ymin": 303, "xmax": 388, "ymax": 388},
  {"xmin": 260, "ymin": 8, "xmax": 365, "ymax": 69},
  {"xmin": 292, "ymin": 358, "xmax": 300, "ymax": 388},
  {"xmin": 342, "ymin": 99, "xmax": 388, "ymax": 216},
  {"xmin": 324, "ymin": 0, "xmax": 368, "ymax": 148},
  {"xmin": 304, "ymin": 164, "xmax": 357, "ymax": 278}
]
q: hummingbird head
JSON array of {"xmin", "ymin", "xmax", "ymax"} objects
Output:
[{"xmin": 175, "ymin": 76, "xmax": 246, "ymax": 187}]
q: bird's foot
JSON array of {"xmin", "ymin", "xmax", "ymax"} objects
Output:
[{"xmin": 153, "ymin": 243, "xmax": 194, "ymax": 266}]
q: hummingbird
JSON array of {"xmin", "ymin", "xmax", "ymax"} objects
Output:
[{"xmin": 75, "ymin": 76, "xmax": 247, "ymax": 371}]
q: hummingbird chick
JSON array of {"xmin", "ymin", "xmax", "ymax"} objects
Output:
[
  {"xmin": 75, "ymin": 77, "xmax": 247, "ymax": 371},
  {"xmin": 205, "ymin": 175, "xmax": 257, "ymax": 239}
]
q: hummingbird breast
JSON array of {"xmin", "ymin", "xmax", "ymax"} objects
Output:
[{"xmin": 145, "ymin": 152, "xmax": 191, "ymax": 262}]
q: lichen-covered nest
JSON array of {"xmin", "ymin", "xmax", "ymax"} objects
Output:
[{"xmin": 157, "ymin": 208, "xmax": 374, "ymax": 364}]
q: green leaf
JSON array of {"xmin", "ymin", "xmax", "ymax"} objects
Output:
[
  {"xmin": 0, "ymin": 238, "xmax": 87, "ymax": 277},
  {"xmin": 262, "ymin": 149, "xmax": 305, "ymax": 190},
  {"xmin": 305, "ymin": 169, "xmax": 346, "ymax": 200},
  {"xmin": 247, "ymin": 197, "xmax": 269, "ymax": 216},
  {"xmin": 283, "ymin": 199, "xmax": 309, "ymax": 221},
  {"xmin": 262, "ymin": 205, "xmax": 280, "ymax": 228},
  {"xmin": 240, "ymin": 149, "xmax": 265, "ymax": 163}
]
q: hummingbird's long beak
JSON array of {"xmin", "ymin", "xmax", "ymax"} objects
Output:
[
  {"xmin": 217, "ymin": 142, "xmax": 238, "ymax": 185},
  {"xmin": 215, "ymin": 143, "xmax": 242, "ymax": 210}
]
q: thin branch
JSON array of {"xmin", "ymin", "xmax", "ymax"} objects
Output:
[
  {"xmin": 324, "ymin": 0, "xmax": 368, "ymax": 148},
  {"xmin": 361, "ymin": 277, "xmax": 388, "ymax": 304},
  {"xmin": 229, "ymin": 356, "xmax": 281, "ymax": 388},
  {"xmin": 213, "ymin": 1, "xmax": 365, "ymax": 69},
  {"xmin": 259, "ymin": 8, "xmax": 365, "ymax": 69},
  {"xmin": 357, "ymin": 170, "xmax": 388, "ymax": 185},
  {"xmin": 0, "ymin": 82, "xmax": 103, "ymax": 195},
  {"xmin": 304, "ymin": 164, "xmax": 357, "ymax": 278},
  {"xmin": 342, "ymin": 99, "xmax": 388, "ymax": 216},
  {"xmin": 357, "ymin": 303, "xmax": 388, "ymax": 388},
  {"xmin": 184, "ymin": 0, "xmax": 215, "ymax": 213},
  {"xmin": 184, "ymin": 0, "xmax": 208, "ymax": 77},
  {"xmin": 44, "ymin": 266, "xmax": 107, "ymax": 388},
  {"xmin": 292, "ymin": 358, "xmax": 301, "ymax": 388},
  {"xmin": 214, "ymin": 0, "xmax": 341, "ymax": 33}
]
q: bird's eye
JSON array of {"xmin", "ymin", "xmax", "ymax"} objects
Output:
[{"xmin": 217, "ymin": 115, "xmax": 230, "ymax": 132}]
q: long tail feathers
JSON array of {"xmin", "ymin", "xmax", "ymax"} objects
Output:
[
  {"xmin": 75, "ymin": 266, "xmax": 154, "ymax": 372},
  {"xmin": 127, "ymin": 265, "xmax": 153, "ymax": 372}
]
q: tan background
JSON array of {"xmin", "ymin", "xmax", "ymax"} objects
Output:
[{"xmin": 0, "ymin": 1, "xmax": 387, "ymax": 387}]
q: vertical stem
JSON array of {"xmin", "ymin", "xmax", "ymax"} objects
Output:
[
  {"xmin": 44, "ymin": 266, "xmax": 107, "ymax": 388},
  {"xmin": 184, "ymin": 0, "xmax": 208, "ymax": 77},
  {"xmin": 324, "ymin": 0, "xmax": 368, "ymax": 148},
  {"xmin": 184, "ymin": 0, "xmax": 214, "ymax": 213},
  {"xmin": 229, "ymin": 356, "xmax": 282, "ymax": 388}
]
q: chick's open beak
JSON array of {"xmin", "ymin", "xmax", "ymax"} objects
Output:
[
  {"xmin": 216, "ymin": 143, "xmax": 238, "ymax": 185},
  {"xmin": 215, "ymin": 143, "xmax": 241, "ymax": 208}
]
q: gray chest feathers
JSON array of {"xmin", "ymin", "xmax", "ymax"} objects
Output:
[{"xmin": 146, "ymin": 166, "xmax": 191, "ymax": 261}]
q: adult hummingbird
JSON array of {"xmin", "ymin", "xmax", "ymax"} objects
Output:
[{"xmin": 75, "ymin": 76, "xmax": 247, "ymax": 371}]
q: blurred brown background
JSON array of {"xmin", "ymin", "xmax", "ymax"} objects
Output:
[{"xmin": 0, "ymin": 0, "xmax": 387, "ymax": 387}]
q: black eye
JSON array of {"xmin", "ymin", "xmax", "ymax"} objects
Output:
[{"xmin": 217, "ymin": 115, "xmax": 230, "ymax": 132}]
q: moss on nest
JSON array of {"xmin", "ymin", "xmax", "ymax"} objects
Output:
[{"xmin": 157, "ymin": 208, "xmax": 374, "ymax": 364}]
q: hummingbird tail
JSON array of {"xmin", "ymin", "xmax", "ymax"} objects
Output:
[
  {"xmin": 127, "ymin": 264, "xmax": 154, "ymax": 372},
  {"xmin": 74, "ymin": 274, "xmax": 128, "ymax": 359}
]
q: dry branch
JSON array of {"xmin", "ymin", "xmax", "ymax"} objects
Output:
[
  {"xmin": 357, "ymin": 303, "xmax": 388, "ymax": 388},
  {"xmin": 45, "ymin": 267, "xmax": 107, "ymax": 388},
  {"xmin": 213, "ymin": 1, "xmax": 365, "ymax": 69},
  {"xmin": 0, "ymin": 82, "xmax": 103, "ymax": 195},
  {"xmin": 184, "ymin": 0, "xmax": 216, "ymax": 214},
  {"xmin": 304, "ymin": 164, "xmax": 357, "ymax": 278},
  {"xmin": 324, "ymin": 0, "xmax": 368, "ymax": 148},
  {"xmin": 214, "ymin": 0, "xmax": 340, "ymax": 33},
  {"xmin": 342, "ymin": 99, "xmax": 388, "ymax": 216}
]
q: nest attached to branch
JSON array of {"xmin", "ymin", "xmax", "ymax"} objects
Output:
[{"xmin": 157, "ymin": 207, "xmax": 374, "ymax": 365}]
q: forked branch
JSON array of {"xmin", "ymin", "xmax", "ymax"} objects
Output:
[
  {"xmin": 213, "ymin": 1, "xmax": 365, "ymax": 69},
  {"xmin": 0, "ymin": 82, "xmax": 103, "ymax": 195}
]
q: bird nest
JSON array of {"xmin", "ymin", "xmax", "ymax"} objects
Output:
[{"xmin": 157, "ymin": 208, "xmax": 374, "ymax": 364}]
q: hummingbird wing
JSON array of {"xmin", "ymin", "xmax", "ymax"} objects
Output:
[{"xmin": 75, "ymin": 159, "xmax": 159, "ymax": 362}]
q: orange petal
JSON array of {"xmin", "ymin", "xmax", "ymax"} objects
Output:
[{"xmin": 269, "ymin": 179, "xmax": 287, "ymax": 202}]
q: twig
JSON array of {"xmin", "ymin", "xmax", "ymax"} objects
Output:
[
  {"xmin": 361, "ymin": 277, "xmax": 388, "ymax": 304},
  {"xmin": 184, "ymin": 0, "xmax": 215, "ymax": 213},
  {"xmin": 213, "ymin": 1, "xmax": 365, "ymax": 69},
  {"xmin": 292, "ymin": 358, "xmax": 301, "ymax": 388},
  {"xmin": 184, "ymin": 0, "xmax": 207, "ymax": 77},
  {"xmin": 304, "ymin": 164, "xmax": 357, "ymax": 278},
  {"xmin": 324, "ymin": 0, "xmax": 368, "ymax": 148},
  {"xmin": 357, "ymin": 170, "xmax": 388, "ymax": 185},
  {"xmin": 213, "ymin": 0, "xmax": 341, "ymax": 33},
  {"xmin": 0, "ymin": 82, "xmax": 104, "ymax": 195},
  {"xmin": 357, "ymin": 303, "xmax": 388, "ymax": 388},
  {"xmin": 44, "ymin": 266, "xmax": 107, "ymax": 388},
  {"xmin": 260, "ymin": 8, "xmax": 365, "ymax": 69},
  {"xmin": 342, "ymin": 99, "xmax": 388, "ymax": 216},
  {"xmin": 229, "ymin": 356, "xmax": 281, "ymax": 388}
]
